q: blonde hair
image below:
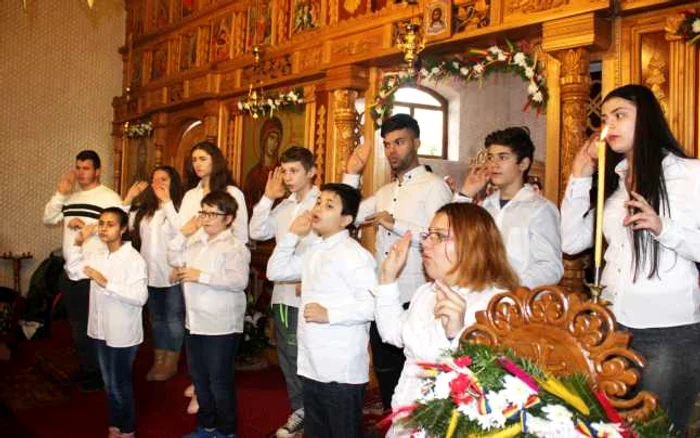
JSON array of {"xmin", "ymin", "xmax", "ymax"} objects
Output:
[{"xmin": 439, "ymin": 203, "xmax": 519, "ymax": 291}]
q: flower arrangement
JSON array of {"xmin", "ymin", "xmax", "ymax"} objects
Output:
[
  {"xmin": 394, "ymin": 343, "xmax": 675, "ymax": 438},
  {"xmin": 238, "ymin": 309, "xmax": 268, "ymax": 358},
  {"xmin": 237, "ymin": 87, "xmax": 305, "ymax": 119},
  {"xmin": 124, "ymin": 120, "xmax": 153, "ymax": 139},
  {"xmin": 674, "ymin": 10, "xmax": 700, "ymax": 45},
  {"xmin": 370, "ymin": 40, "xmax": 547, "ymax": 127}
]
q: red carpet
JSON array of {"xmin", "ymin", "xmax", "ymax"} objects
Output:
[{"xmin": 0, "ymin": 320, "xmax": 388, "ymax": 438}]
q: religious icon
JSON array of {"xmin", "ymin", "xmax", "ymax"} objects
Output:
[
  {"xmin": 424, "ymin": 0, "xmax": 452, "ymax": 41},
  {"xmin": 292, "ymin": 0, "xmax": 319, "ymax": 35},
  {"xmin": 246, "ymin": 3, "xmax": 273, "ymax": 50},
  {"xmin": 212, "ymin": 16, "xmax": 231, "ymax": 61},
  {"xmin": 244, "ymin": 117, "xmax": 284, "ymax": 212},
  {"xmin": 155, "ymin": 0, "xmax": 169, "ymax": 27},
  {"xmin": 152, "ymin": 45, "xmax": 168, "ymax": 80},
  {"xmin": 181, "ymin": 0, "xmax": 194, "ymax": 18},
  {"xmin": 180, "ymin": 31, "xmax": 198, "ymax": 71}
]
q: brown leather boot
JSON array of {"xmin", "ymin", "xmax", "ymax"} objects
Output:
[
  {"xmin": 152, "ymin": 350, "xmax": 179, "ymax": 381},
  {"xmin": 146, "ymin": 349, "xmax": 166, "ymax": 381}
]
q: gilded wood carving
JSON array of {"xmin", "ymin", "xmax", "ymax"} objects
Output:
[{"xmin": 462, "ymin": 286, "xmax": 658, "ymax": 421}]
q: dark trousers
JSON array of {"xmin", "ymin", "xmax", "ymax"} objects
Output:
[
  {"xmin": 272, "ymin": 304, "xmax": 303, "ymax": 411},
  {"xmin": 186, "ymin": 331, "xmax": 241, "ymax": 435},
  {"xmin": 147, "ymin": 285, "xmax": 185, "ymax": 352},
  {"xmin": 302, "ymin": 377, "xmax": 366, "ymax": 438},
  {"xmin": 59, "ymin": 272, "xmax": 99, "ymax": 375},
  {"xmin": 622, "ymin": 323, "xmax": 700, "ymax": 436},
  {"xmin": 95, "ymin": 340, "xmax": 138, "ymax": 434},
  {"xmin": 370, "ymin": 319, "xmax": 406, "ymax": 409}
]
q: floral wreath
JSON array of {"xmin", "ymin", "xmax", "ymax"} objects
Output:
[
  {"xmin": 124, "ymin": 119, "xmax": 153, "ymax": 139},
  {"xmin": 236, "ymin": 87, "xmax": 305, "ymax": 118},
  {"xmin": 674, "ymin": 10, "xmax": 700, "ymax": 45},
  {"xmin": 390, "ymin": 343, "xmax": 674, "ymax": 438},
  {"xmin": 370, "ymin": 40, "xmax": 547, "ymax": 128}
]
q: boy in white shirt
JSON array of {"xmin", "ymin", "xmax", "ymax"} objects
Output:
[
  {"xmin": 249, "ymin": 146, "xmax": 318, "ymax": 438},
  {"xmin": 456, "ymin": 126, "xmax": 563, "ymax": 287},
  {"xmin": 267, "ymin": 183, "xmax": 376, "ymax": 438},
  {"xmin": 168, "ymin": 191, "xmax": 251, "ymax": 438}
]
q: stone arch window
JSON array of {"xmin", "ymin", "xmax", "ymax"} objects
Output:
[{"xmin": 392, "ymin": 86, "xmax": 448, "ymax": 159}]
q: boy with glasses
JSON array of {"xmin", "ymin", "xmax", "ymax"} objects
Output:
[
  {"xmin": 168, "ymin": 191, "xmax": 250, "ymax": 438},
  {"xmin": 456, "ymin": 126, "xmax": 563, "ymax": 287}
]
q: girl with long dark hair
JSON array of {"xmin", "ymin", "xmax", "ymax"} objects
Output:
[
  {"xmin": 125, "ymin": 166, "xmax": 185, "ymax": 381},
  {"xmin": 561, "ymin": 84, "xmax": 700, "ymax": 434}
]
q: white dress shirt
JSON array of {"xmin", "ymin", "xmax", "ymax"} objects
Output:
[
  {"xmin": 267, "ymin": 230, "xmax": 377, "ymax": 384},
  {"xmin": 561, "ymin": 154, "xmax": 700, "ymax": 328},
  {"xmin": 65, "ymin": 241, "xmax": 148, "ymax": 348},
  {"xmin": 373, "ymin": 281, "xmax": 503, "ymax": 437},
  {"xmin": 454, "ymin": 184, "xmax": 563, "ymax": 288},
  {"xmin": 344, "ymin": 165, "xmax": 453, "ymax": 303},
  {"xmin": 130, "ymin": 201, "xmax": 179, "ymax": 288},
  {"xmin": 179, "ymin": 182, "xmax": 249, "ymax": 244},
  {"xmin": 249, "ymin": 186, "xmax": 320, "ymax": 307},
  {"xmin": 167, "ymin": 229, "xmax": 251, "ymax": 335}
]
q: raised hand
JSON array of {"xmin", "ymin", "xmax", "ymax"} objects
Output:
[
  {"xmin": 380, "ymin": 231, "xmax": 412, "ymax": 284},
  {"xmin": 152, "ymin": 182, "xmax": 171, "ymax": 203},
  {"xmin": 571, "ymin": 134, "xmax": 599, "ymax": 178},
  {"xmin": 67, "ymin": 217, "xmax": 86, "ymax": 230},
  {"xmin": 433, "ymin": 279, "xmax": 467, "ymax": 340},
  {"xmin": 264, "ymin": 167, "xmax": 287, "ymax": 200},
  {"xmin": 460, "ymin": 165, "xmax": 490, "ymax": 198},
  {"xmin": 364, "ymin": 211, "xmax": 395, "ymax": 231},
  {"xmin": 84, "ymin": 266, "xmax": 107, "ymax": 288},
  {"xmin": 346, "ymin": 142, "xmax": 372, "ymax": 175},
  {"xmin": 289, "ymin": 211, "xmax": 312, "ymax": 237},
  {"xmin": 57, "ymin": 170, "xmax": 76, "ymax": 195},
  {"xmin": 623, "ymin": 191, "xmax": 662, "ymax": 236},
  {"xmin": 304, "ymin": 303, "xmax": 329, "ymax": 323},
  {"xmin": 123, "ymin": 181, "xmax": 149, "ymax": 205},
  {"xmin": 181, "ymin": 216, "xmax": 202, "ymax": 238},
  {"xmin": 75, "ymin": 223, "xmax": 97, "ymax": 246}
]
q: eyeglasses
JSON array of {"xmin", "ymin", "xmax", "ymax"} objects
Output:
[
  {"xmin": 419, "ymin": 230, "xmax": 453, "ymax": 244},
  {"xmin": 486, "ymin": 153, "xmax": 515, "ymax": 163},
  {"xmin": 198, "ymin": 211, "xmax": 226, "ymax": 220}
]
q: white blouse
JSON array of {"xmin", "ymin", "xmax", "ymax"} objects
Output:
[
  {"xmin": 179, "ymin": 182, "xmax": 249, "ymax": 244},
  {"xmin": 130, "ymin": 201, "xmax": 179, "ymax": 288}
]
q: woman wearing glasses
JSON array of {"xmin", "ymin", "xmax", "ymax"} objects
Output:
[
  {"xmin": 373, "ymin": 202, "xmax": 519, "ymax": 437},
  {"xmin": 168, "ymin": 191, "xmax": 251, "ymax": 438}
]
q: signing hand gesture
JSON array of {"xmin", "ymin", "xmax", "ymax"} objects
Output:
[
  {"xmin": 75, "ymin": 223, "xmax": 97, "ymax": 246},
  {"xmin": 176, "ymin": 267, "xmax": 202, "ymax": 283},
  {"xmin": 364, "ymin": 211, "xmax": 395, "ymax": 231},
  {"xmin": 304, "ymin": 303, "xmax": 329, "ymax": 323},
  {"xmin": 123, "ymin": 181, "xmax": 148, "ymax": 206},
  {"xmin": 289, "ymin": 211, "xmax": 312, "ymax": 237},
  {"xmin": 380, "ymin": 231, "xmax": 412, "ymax": 284},
  {"xmin": 181, "ymin": 216, "xmax": 202, "ymax": 238},
  {"xmin": 264, "ymin": 167, "xmax": 287, "ymax": 200},
  {"xmin": 346, "ymin": 142, "xmax": 372, "ymax": 175},
  {"xmin": 152, "ymin": 182, "xmax": 171, "ymax": 203},
  {"xmin": 57, "ymin": 170, "xmax": 76, "ymax": 195},
  {"xmin": 433, "ymin": 280, "xmax": 467, "ymax": 340},
  {"xmin": 571, "ymin": 134, "xmax": 599, "ymax": 178},
  {"xmin": 84, "ymin": 266, "xmax": 108, "ymax": 288},
  {"xmin": 67, "ymin": 217, "xmax": 86, "ymax": 230},
  {"xmin": 623, "ymin": 191, "xmax": 663, "ymax": 236},
  {"xmin": 460, "ymin": 165, "xmax": 490, "ymax": 198}
]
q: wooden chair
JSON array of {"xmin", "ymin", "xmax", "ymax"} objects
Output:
[{"xmin": 461, "ymin": 285, "xmax": 658, "ymax": 421}]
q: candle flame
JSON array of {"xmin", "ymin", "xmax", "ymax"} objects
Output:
[{"xmin": 599, "ymin": 126, "xmax": 609, "ymax": 141}]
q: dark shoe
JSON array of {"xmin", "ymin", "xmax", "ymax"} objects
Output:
[
  {"xmin": 183, "ymin": 427, "xmax": 218, "ymax": 438},
  {"xmin": 79, "ymin": 375, "xmax": 104, "ymax": 393}
]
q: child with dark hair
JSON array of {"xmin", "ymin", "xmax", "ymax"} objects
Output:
[
  {"xmin": 249, "ymin": 145, "xmax": 318, "ymax": 437},
  {"xmin": 457, "ymin": 126, "xmax": 563, "ymax": 288},
  {"xmin": 65, "ymin": 207, "xmax": 148, "ymax": 438},
  {"xmin": 168, "ymin": 191, "xmax": 251, "ymax": 438},
  {"xmin": 267, "ymin": 183, "xmax": 376, "ymax": 438}
]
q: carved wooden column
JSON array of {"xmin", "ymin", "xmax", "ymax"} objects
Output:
[
  {"xmin": 152, "ymin": 112, "xmax": 168, "ymax": 167},
  {"xmin": 203, "ymin": 100, "xmax": 221, "ymax": 144},
  {"xmin": 325, "ymin": 65, "xmax": 369, "ymax": 183},
  {"xmin": 543, "ymin": 13, "xmax": 610, "ymax": 294},
  {"xmin": 112, "ymin": 122, "xmax": 125, "ymax": 193}
]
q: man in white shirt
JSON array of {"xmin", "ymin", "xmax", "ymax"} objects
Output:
[
  {"xmin": 456, "ymin": 126, "xmax": 563, "ymax": 288},
  {"xmin": 343, "ymin": 114, "xmax": 453, "ymax": 411},
  {"xmin": 42, "ymin": 150, "xmax": 122, "ymax": 391},
  {"xmin": 249, "ymin": 146, "xmax": 319, "ymax": 438}
]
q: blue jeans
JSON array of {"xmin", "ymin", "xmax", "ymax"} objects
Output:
[
  {"xmin": 272, "ymin": 304, "xmax": 303, "ymax": 411},
  {"xmin": 147, "ymin": 285, "xmax": 185, "ymax": 351},
  {"xmin": 94, "ymin": 339, "xmax": 138, "ymax": 434},
  {"xmin": 186, "ymin": 331, "xmax": 241, "ymax": 435},
  {"xmin": 622, "ymin": 323, "xmax": 700, "ymax": 436},
  {"xmin": 302, "ymin": 377, "xmax": 366, "ymax": 438}
]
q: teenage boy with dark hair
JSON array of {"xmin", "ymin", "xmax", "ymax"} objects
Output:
[
  {"xmin": 267, "ymin": 183, "xmax": 376, "ymax": 438},
  {"xmin": 456, "ymin": 126, "xmax": 563, "ymax": 287},
  {"xmin": 43, "ymin": 149, "xmax": 122, "ymax": 391},
  {"xmin": 344, "ymin": 113, "xmax": 453, "ymax": 411},
  {"xmin": 249, "ymin": 145, "xmax": 318, "ymax": 437}
]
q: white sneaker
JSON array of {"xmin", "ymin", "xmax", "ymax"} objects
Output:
[{"xmin": 276, "ymin": 408, "xmax": 304, "ymax": 438}]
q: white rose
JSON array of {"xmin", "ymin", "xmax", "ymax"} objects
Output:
[
  {"xmin": 431, "ymin": 66, "xmax": 440, "ymax": 75},
  {"xmin": 532, "ymin": 91, "xmax": 544, "ymax": 103},
  {"xmin": 513, "ymin": 52, "xmax": 527, "ymax": 67},
  {"xmin": 452, "ymin": 61, "xmax": 460, "ymax": 69},
  {"xmin": 473, "ymin": 63, "xmax": 484, "ymax": 74},
  {"xmin": 460, "ymin": 66, "xmax": 469, "ymax": 76},
  {"xmin": 525, "ymin": 66, "xmax": 535, "ymax": 79},
  {"xmin": 693, "ymin": 18, "xmax": 700, "ymax": 33},
  {"xmin": 488, "ymin": 45, "xmax": 500, "ymax": 55},
  {"xmin": 528, "ymin": 82, "xmax": 539, "ymax": 95}
]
